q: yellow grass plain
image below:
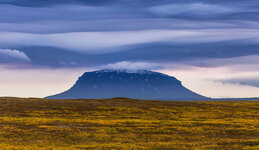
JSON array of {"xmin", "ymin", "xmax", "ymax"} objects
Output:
[{"xmin": 0, "ymin": 98, "xmax": 258, "ymax": 150}]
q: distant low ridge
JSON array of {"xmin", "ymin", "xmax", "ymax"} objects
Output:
[{"xmin": 46, "ymin": 69, "xmax": 209, "ymax": 100}]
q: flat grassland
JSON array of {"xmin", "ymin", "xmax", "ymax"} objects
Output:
[{"xmin": 0, "ymin": 98, "xmax": 258, "ymax": 150}]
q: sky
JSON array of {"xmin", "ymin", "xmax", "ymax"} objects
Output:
[{"xmin": 1, "ymin": 0, "xmax": 259, "ymax": 98}]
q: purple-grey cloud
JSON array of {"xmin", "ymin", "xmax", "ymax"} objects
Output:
[{"xmin": 0, "ymin": 29, "xmax": 259, "ymax": 54}]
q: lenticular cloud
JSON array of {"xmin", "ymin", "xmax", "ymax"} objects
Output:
[{"xmin": 0, "ymin": 49, "xmax": 30, "ymax": 62}]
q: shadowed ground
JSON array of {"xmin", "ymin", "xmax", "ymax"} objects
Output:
[{"xmin": 0, "ymin": 98, "xmax": 258, "ymax": 149}]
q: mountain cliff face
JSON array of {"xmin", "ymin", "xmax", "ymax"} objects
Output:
[{"xmin": 46, "ymin": 69, "xmax": 209, "ymax": 100}]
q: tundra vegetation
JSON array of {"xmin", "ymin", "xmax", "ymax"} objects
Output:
[{"xmin": 0, "ymin": 98, "xmax": 258, "ymax": 150}]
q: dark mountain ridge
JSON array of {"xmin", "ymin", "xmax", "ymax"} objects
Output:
[{"xmin": 46, "ymin": 69, "xmax": 209, "ymax": 100}]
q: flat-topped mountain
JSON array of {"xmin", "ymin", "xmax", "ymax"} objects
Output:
[{"xmin": 46, "ymin": 69, "xmax": 209, "ymax": 100}]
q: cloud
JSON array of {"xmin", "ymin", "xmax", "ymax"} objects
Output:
[
  {"xmin": 1, "ymin": 29, "xmax": 259, "ymax": 54},
  {"xmin": 0, "ymin": 3, "xmax": 257, "ymax": 35},
  {"xmin": 16, "ymin": 40, "xmax": 259, "ymax": 68},
  {"xmin": 0, "ymin": 19, "xmax": 246, "ymax": 34},
  {"xmin": 0, "ymin": 0, "xmax": 118, "ymax": 6},
  {"xmin": 147, "ymin": 3, "xmax": 239, "ymax": 17},
  {"xmin": 0, "ymin": 4, "xmax": 141, "ymax": 23},
  {"xmin": 0, "ymin": 49, "xmax": 30, "ymax": 63},
  {"xmin": 174, "ymin": 55, "xmax": 259, "ymax": 68},
  {"xmin": 221, "ymin": 79, "xmax": 259, "ymax": 89},
  {"xmin": 99, "ymin": 61, "xmax": 162, "ymax": 70},
  {"xmin": 158, "ymin": 63, "xmax": 259, "ymax": 98}
]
